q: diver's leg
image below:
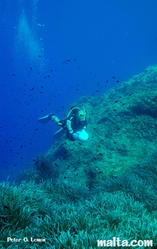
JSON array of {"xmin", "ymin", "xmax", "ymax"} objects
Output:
[{"xmin": 51, "ymin": 115, "xmax": 60, "ymax": 124}]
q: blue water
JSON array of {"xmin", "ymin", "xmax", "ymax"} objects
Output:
[{"xmin": 1, "ymin": 0, "xmax": 157, "ymax": 182}]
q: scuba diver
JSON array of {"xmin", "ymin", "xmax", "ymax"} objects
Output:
[{"xmin": 38, "ymin": 107, "xmax": 89, "ymax": 141}]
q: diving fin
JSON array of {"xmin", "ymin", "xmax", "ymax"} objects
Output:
[
  {"xmin": 53, "ymin": 127, "xmax": 63, "ymax": 136},
  {"xmin": 53, "ymin": 127, "xmax": 64, "ymax": 139},
  {"xmin": 38, "ymin": 114, "xmax": 52, "ymax": 124}
]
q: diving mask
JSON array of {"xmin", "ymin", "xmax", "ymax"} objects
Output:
[{"xmin": 78, "ymin": 110, "xmax": 86, "ymax": 122}]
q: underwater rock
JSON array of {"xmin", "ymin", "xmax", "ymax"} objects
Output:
[{"xmin": 44, "ymin": 65, "xmax": 157, "ymax": 187}]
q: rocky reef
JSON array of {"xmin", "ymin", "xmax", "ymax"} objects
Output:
[
  {"xmin": 41, "ymin": 65, "xmax": 157, "ymax": 187},
  {"xmin": 1, "ymin": 65, "xmax": 157, "ymax": 248}
]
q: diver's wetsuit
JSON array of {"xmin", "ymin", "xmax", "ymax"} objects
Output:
[{"xmin": 58, "ymin": 108, "xmax": 87, "ymax": 141}]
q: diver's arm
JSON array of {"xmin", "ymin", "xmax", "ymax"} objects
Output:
[{"xmin": 66, "ymin": 119, "xmax": 73, "ymax": 134}]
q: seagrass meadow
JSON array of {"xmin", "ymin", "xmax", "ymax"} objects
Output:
[{"xmin": 1, "ymin": 65, "xmax": 157, "ymax": 248}]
